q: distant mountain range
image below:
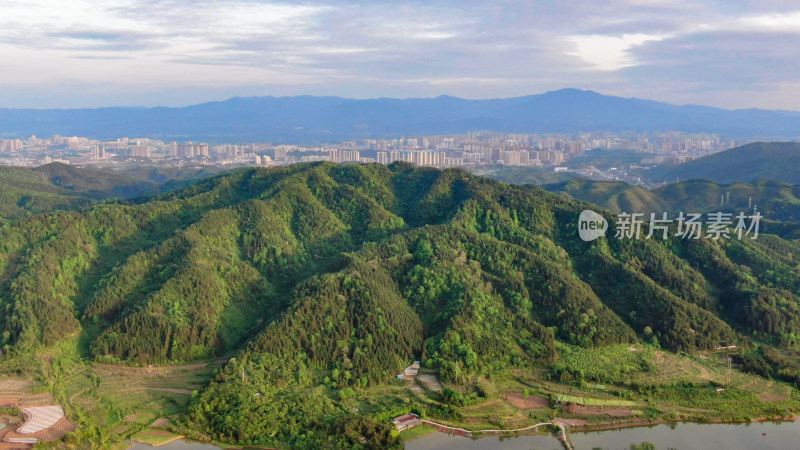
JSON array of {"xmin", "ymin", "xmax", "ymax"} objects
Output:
[{"xmin": 1, "ymin": 89, "xmax": 799, "ymax": 143}]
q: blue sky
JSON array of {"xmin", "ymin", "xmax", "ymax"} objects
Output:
[{"xmin": 1, "ymin": 0, "xmax": 799, "ymax": 109}]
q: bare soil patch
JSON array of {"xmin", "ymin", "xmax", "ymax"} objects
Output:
[
  {"xmin": 503, "ymin": 392, "xmax": 550, "ymax": 409},
  {"xmin": 553, "ymin": 418, "xmax": 587, "ymax": 426},
  {"xmin": 33, "ymin": 418, "xmax": 76, "ymax": 441},
  {"xmin": 151, "ymin": 418, "xmax": 170, "ymax": 428}
]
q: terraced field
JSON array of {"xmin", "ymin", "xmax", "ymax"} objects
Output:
[
  {"xmin": 60, "ymin": 360, "xmax": 223, "ymax": 445},
  {"xmin": 0, "ymin": 379, "xmax": 53, "ymax": 406}
]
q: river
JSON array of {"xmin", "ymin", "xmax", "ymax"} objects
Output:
[{"xmin": 128, "ymin": 419, "xmax": 800, "ymax": 449}]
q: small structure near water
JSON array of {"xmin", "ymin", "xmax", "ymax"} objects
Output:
[{"xmin": 392, "ymin": 413, "xmax": 421, "ymax": 431}]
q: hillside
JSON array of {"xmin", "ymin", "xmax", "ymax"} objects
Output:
[
  {"xmin": 545, "ymin": 177, "xmax": 800, "ymax": 239},
  {"xmin": 0, "ymin": 163, "xmax": 162, "ymax": 222},
  {"xmin": 647, "ymin": 142, "xmax": 800, "ymax": 184},
  {"xmin": 1, "ymin": 163, "xmax": 800, "ymax": 447},
  {"xmin": 31, "ymin": 163, "xmax": 159, "ymax": 198},
  {"xmin": 0, "ymin": 163, "xmax": 224, "ymax": 223},
  {"xmin": 470, "ymin": 165, "xmax": 576, "ymax": 185},
  {"xmin": 545, "ymin": 178, "xmax": 667, "ymax": 213},
  {"xmin": 0, "ymin": 165, "xmax": 91, "ymax": 222},
  {"xmin": 116, "ymin": 165, "xmax": 225, "ymax": 185},
  {"xmin": 1, "ymin": 90, "xmax": 799, "ymax": 142}
]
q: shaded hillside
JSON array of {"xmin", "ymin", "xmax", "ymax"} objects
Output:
[
  {"xmin": 0, "ymin": 163, "xmax": 222, "ymax": 223},
  {"xmin": 545, "ymin": 177, "xmax": 800, "ymax": 238},
  {"xmin": 647, "ymin": 142, "xmax": 800, "ymax": 184},
  {"xmin": 470, "ymin": 165, "xmax": 576, "ymax": 185},
  {"xmin": 2, "ymin": 163, "xmax": 800, "ymax": 446},
  {"xmin": 116, "ymin": 165, "xmax": 226, "ymax": 184},
  {"xmin": 0, "ymin": 164, "xmax": 94, "ymax": 222},
  {"xmin": 0, "ymin": 162, "xmax": 159, "ymax": 222},
  {"xmin": 545, "ymin": 178, "xmax": 667, "ymax": 213},
  {"xmin": 32, "ymin": 162, "xmax": 158, "ymax": 198}
]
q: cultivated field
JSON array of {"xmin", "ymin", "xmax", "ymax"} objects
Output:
[{"xmin": 60, "ymin": 359, "xmax": 223, "ymax": 445}]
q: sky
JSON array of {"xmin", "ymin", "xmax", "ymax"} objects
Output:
[{"xmin": 1, "ymin": 0, "xmax": 800, "ymax": 110}]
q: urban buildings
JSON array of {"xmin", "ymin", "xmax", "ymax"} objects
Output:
[{"xmin": 0, "ymin": 131, "xmax": 786, "ymax": 177}]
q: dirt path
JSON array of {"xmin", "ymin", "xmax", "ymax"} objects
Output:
[
  {"xmin": 420, "ymin": 420, "xmax": 572, "ymax": 450},
  {"xmin": 119, "ymin": 387, "xmax": 193, "ymax": 395},
  {"xmin": 93, "ymin": 362, "xmax": 211, "ymax": 375}
]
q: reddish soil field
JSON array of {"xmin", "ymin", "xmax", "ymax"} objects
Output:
[
  {"xmin": 503, "ymin": 392, "xmax": 550, "ymax": 409},
  {"xmin": 33, "ymin": 418, "xmax": 76, "ymax": 441},
  {"xmin": 553, "ymin": 418, "xmax": 588, "ymax": 426}
]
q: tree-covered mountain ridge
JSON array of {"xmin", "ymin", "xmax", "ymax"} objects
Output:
[{"xmin": 2, "ymin": 162, "xmax": 800, "ymax": 446}]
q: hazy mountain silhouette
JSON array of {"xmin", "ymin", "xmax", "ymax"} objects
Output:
[{"xmin": 1, "ymin": 89, "xmax": 798, "ymax": 143}]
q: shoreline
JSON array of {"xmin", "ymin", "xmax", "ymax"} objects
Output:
[
  {"xmin": 131, "ymin": 434, "xmax": 185, "ymax": 447},
  {"xmin": 135, "ymin": 414, "xmax": 800, "ymax": 448},
  {"xmin": 570, "ymin": 412, "xmax": 800, "ymax": 434},
  {"xmin": 131, "ymin": 436, "xmax": 276, "ymax": 449},
  {"xmin": 418, "ymin": 413, "xmax": 800, "ymax": 441}
]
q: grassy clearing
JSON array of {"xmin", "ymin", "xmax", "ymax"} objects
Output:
[
  {"xmin": 130, "ymin": 429, "xmax": 184, "ymax": 446},
  {"xmin": 401, "ymin": 425, "xmax": 436, "ymax": 441},
  {"xmin": 552, "ymin": 394, "xmax": 637, "ymax": 407},
  {"xmin": 555, "ymin": 344, "xmax": 654, "ymax": 384}
]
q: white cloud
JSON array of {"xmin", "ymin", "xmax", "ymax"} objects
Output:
[
  {"xmin": 567, "ymin": 33, "xmax": 667, "ymax": 70},
  {"xmin": 736, "ymin": 11, "xmax": 800, "ymax": 33},
  {"xmin": 0, "ymin": 0, "xmax": 799, "ymax": 109}
]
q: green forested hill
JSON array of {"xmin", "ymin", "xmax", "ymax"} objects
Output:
[
  {"xmin": 647, "ymin": 142, "xmax": 800, "ymax": 184},
  {"xmin": 0, "ymin": 163, "xmax": 223, "ymax": 223},
  {"xmin": 545, "ymin": 177, "xmax": 800, "ymax": 238},
  {"xmin": 1, "ymin": 162, "xmax": 800, "ymax": 447},
  {"xmin": 0, "ymin": 163, "xmax": 160, "ymax": 222},
  {"xmin": 31, "ymin": 162, "xmax": 159, "ymax": 198},
  {"xmin": 544, "ymin": 178, "xmax": 666, "ymax": 213},
  {"xmin": 0, "ymin": 165, "xmax": 93, "ymax": 222}
]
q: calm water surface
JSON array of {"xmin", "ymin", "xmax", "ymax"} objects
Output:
[
  {"xmin": 409, "ymin": 419, "xmax": 800, "ymax": 449},
  {"xmin": 405, "ymin": 431, "xmax": 561, "ymax": 449},
  {"xmin": 128, "ymin": 439, "xmax": 225, "ymax": 449},
  {"xmin": 570, "ymin": 420, "xmax": 800, "ymax": 450},
  {"xmin": 127, "ymin": 419, "xmax": 800, "ymax": 449}
]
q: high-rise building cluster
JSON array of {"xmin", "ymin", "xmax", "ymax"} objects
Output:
[
  {"xmin": 0, "ymin": 130, "xmax": 788, "ymax": 173},
  {"xmin": 0, "ymin": 139, "xmax": 23, "ymax": 152},
  {"xmin": 175, "ymin": 143, "xmax": 209, "ymax": 158}
]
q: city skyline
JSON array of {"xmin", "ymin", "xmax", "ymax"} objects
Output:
[{"xmin": 2, "ymin": 1, "xmax": 800, "ymax": 110}]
